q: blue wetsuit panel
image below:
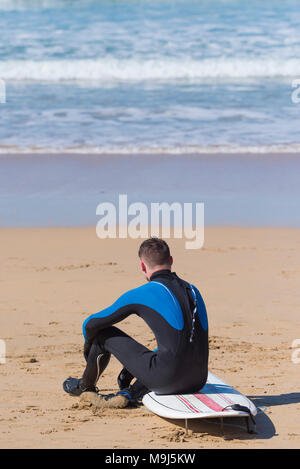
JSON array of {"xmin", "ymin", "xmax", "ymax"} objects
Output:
[
  {"xmin": 83, "ymin": 281, "xmax": 184, "ymax": 340},
  {"xmin": 192, "ymin": 284, "xmax": 208, "ymax": 331}
]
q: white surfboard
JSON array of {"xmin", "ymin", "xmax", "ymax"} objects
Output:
[{"xmin": 142, "ymin": 371, "xmax": 257, "ymax": 421}]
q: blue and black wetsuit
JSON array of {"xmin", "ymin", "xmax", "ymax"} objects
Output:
[{"xmin": 81, "ymin": 269, "xmax": 208, "ymax": 395}]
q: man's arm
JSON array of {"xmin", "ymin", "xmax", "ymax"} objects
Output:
[
  {"xmin": 192, "ymin": 285, "xmax": 208, "ymax": 331},
  {"xmin": 82, "ymin": 288, "xmax": 140, "ymax": 343}
]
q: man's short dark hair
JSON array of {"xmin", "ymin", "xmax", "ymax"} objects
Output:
[{"xmin": 138, "ymin": 238, "xmax": 171, "ymax": 268}]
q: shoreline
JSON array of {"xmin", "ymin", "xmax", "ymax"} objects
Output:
[{"xmin": 1, "ymin": 150, "xmax": 300, "ymax": 157}]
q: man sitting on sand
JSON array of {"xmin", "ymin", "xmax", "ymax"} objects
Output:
[{"xmin": 63, "ymin": 237, "xmax": 209, "ymax": 408}]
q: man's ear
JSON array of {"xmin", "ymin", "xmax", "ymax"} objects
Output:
[
  {"xmin": 170, "ymin": 256, "xmax": 173, "ymax": 267},
  {"xmin": 140, "ymin": 260, "xmax": 147, "ymax": 273}
]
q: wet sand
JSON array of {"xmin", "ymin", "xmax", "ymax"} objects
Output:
[{"xmin": 1, "ymin": 152, "xmax": 300, "ymax": 227}]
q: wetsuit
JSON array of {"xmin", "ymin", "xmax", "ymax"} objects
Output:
[{"xmin": 81, "ymin": 269, "xmax": 208, "ymax": 395}]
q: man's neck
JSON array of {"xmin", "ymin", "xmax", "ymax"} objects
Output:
[{"xmin": 149, "ymin": 267, "xmax": 172, "ymax": 281}]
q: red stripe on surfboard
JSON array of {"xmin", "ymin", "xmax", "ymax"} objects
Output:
[
  {"xmin": 193, "ymin": 392, "xmax": 228, "ymax": 412},
  {"xmin": 206, "ymin": 379, "xmax": 235, "ymax": 407},
  {"xmin": 177, "ymin": 395, "xmax": 200, "ymax": 413}
]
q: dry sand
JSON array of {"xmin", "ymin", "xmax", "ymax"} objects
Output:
[{"xmin": 0, "ymin": 226, "xmax": 299, "ymax": 449}]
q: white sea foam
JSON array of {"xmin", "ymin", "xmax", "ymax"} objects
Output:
[
  {"xmin": 1, "ymin": 143, "xmax": 300, "ymax": 155},
  {"xmin": 1, "ymin": 57, "xmax": 300, "ymax": 82}
]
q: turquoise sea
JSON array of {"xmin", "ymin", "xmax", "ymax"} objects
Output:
[
  {"xmin": 0, "ymin": 0, "xmax": 299, "ymax": 226},
  {"xmin": 1, "ymin": 0, "xmax": 300, "ymax": 153}
]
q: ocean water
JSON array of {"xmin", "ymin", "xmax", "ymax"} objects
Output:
[
  {"xmin": 0, "ymin": 0, "xmax": 300, "ymax": 154},
  {"xmin": 0, "ymin": 0, "xmax": 300, "ymax": 227}
]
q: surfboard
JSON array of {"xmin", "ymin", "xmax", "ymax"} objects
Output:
[{"xmin": 142, "ymin": 371, "xmax": 257, "ymax": 421}]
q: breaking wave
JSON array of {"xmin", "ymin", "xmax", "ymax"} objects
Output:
[{"xmin": 1, "ymin": 57, "xmax": 300, "ymax": 82}]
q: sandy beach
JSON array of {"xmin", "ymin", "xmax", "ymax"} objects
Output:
[
  {"xmin": 0, "ymin": 226, "xmax": 299, "ymax": 449},
  {"xmin": 1, "ymin": 0, "xmax": 300, "ymax": 452}
]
